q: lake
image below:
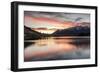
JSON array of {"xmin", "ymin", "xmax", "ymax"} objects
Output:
[{"xmin": 24, "ymin": 36, "xmax": 90, "ymax": 62}]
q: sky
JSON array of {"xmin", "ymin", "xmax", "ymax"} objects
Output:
[{"xmin": 24, "ymin": 11, "xmax": 90, "ymax": 34}]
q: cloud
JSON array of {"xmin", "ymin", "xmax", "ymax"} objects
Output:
[
  {"xmin": 24, "ymin": 11, "xmax": 90, "ymax": 29},
  {"xmin": 24, "ymin": 11, "xmax": 90, "ymax": 22}
]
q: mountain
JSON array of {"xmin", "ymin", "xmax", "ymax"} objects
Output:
[
  {"xmin": 24, "ymin": 26, "xmax": 42, "ymax": 40},
  {"xmin": 24, "ymin": 26, "xmax": 90, "ymax": 40},
  {"xmin": 24, "ymin": 26, "xmax": 51, "ymax": 40},
  {"xmin": 52, "ymin": 26, "xmax": 90, "ymax": 36}
]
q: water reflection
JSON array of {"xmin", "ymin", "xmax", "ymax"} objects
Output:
[{"xmin": 24, "ymin": 37, "xmax": 90, "ymax": 62}]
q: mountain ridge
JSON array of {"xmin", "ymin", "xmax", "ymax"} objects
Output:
[
  {"xmin": 24, "ymin": 26, "xmax": 90, "ymax": 40},
  {"xmin": 52, "ymin": 26, "xmax": 90, "ymax": 36}
]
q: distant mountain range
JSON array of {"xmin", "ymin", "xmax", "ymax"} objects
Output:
[
  {"xmin": 52, "ymin": 26, "xmax": 90, "ymax": 36},
  {"xmin": 24, "ymin": 26, "xmax": 90, "ymax": 40}
]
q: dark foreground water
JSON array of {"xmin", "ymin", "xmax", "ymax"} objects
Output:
[{"xmin": 24, "ymin": 36, "xmax": 90, "ymax": 62}]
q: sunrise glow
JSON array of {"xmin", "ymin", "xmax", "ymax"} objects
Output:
[{"xmin": 24, "ymin": 11, "xmax": 90, "ymax": 34}]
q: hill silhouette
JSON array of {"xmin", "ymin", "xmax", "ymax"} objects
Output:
[
  {"xmin": 24, "ymin": 26, "xmax": 51, "ymax": 40},
  {"xmin": 24, "ymin": 26, "xmax": 42, "ymax": 40}
]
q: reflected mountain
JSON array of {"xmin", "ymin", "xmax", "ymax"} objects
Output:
[
  {"xmin": 24, "ymin": 42, "xmax": 34, "ymax": 48},
  {"xmin": 24, "ymin": 37, "xmax": 90, "ymax": 61}
]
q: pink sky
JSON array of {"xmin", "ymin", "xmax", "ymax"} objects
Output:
[
  {"xmin": 24, "ymin": 16, "xmax": 78, "ymax": 29},
  {"xmin": 24, "ymin": 11, "xmax": 90, "ymax": 30}
]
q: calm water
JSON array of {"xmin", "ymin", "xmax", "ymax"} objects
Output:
[{"xmin": 24, "ymin": 37, "xmax": 90, "ymax": 62}]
